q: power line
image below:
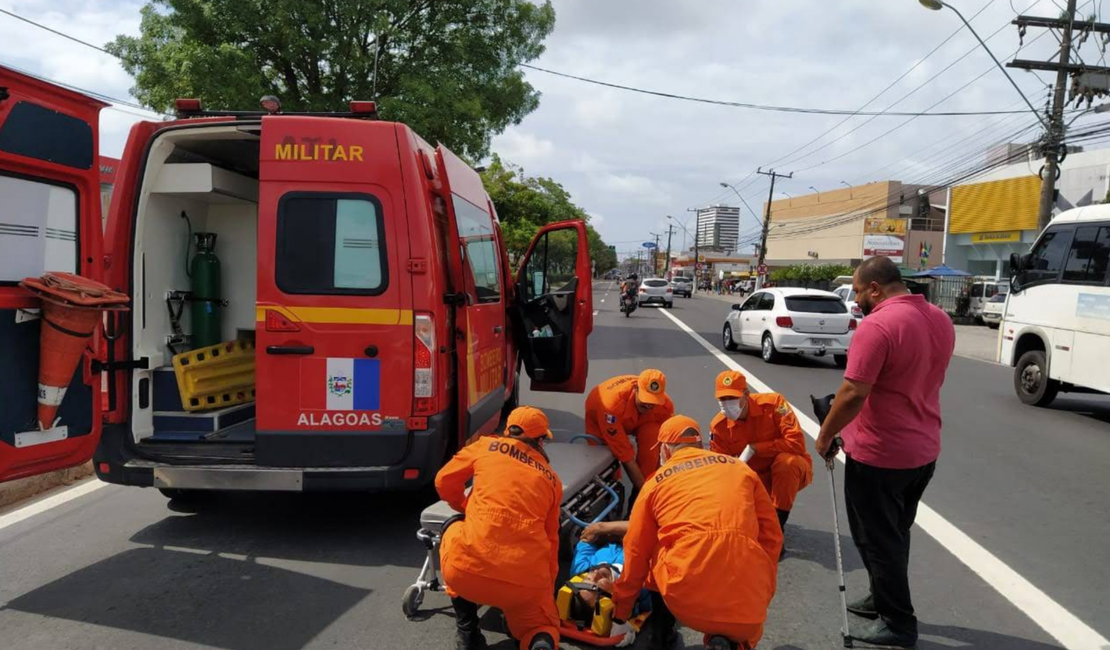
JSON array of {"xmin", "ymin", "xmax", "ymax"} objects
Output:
[
  {"xmin": 519, "ymin": 63, "xmax": 1049, "ymax": 117},
  {"xmin": 769, "ymin": 0, "xmax": 1001, "ymax": 172},
  {"xmin": 0, "ymin": 59, "xmax": 167, "ymax": 117},
  {"xmin": 0, "ymin": 8, "xmax": 113, "ymax": 56}
]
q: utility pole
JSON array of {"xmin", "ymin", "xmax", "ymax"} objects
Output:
[
  {"xmin": 649, "ymin": 232, "xmax": 662, "ymax": 276},
  {"xmin": 756, "ymin": 168, "xmax": 793, "ymax": 289},
  {"xmin": 686, "ymin": 207, "xmax": 701, "ymax": 291},
  {"xmin": 663, "ymin": 224, "xmax": 676, "ymax": 276},
  {"xmin": 1007, "ymin": 1, "xmax": 1110, "ymax": 230}
]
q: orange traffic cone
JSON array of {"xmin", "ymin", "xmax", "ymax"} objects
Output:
[{"xmin": 20, "ymin": 273, "xmax": 128, "ymax": 430}]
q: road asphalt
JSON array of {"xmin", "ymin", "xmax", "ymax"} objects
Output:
[{"xmin": 0, "ymin": 282, "xmax": 1106, "ymax": 650}]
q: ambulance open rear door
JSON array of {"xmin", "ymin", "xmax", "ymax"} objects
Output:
[
  {"xmin": 513, "ymin": 221, "xmax": 594, "ymax": 393},
  {"xmin": 0, "ymin": 66, "xmax": 108, "ymax": 483}
]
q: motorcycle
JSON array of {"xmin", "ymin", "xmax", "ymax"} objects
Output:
[{"xmin": 620, "ymin": 291, "xmax": 638, "ymax": 317}]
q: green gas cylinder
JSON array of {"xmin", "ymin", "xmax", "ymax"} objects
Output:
[{"xmin": 190, "ymin": 232, "xmax": 222, "ymax": 349}]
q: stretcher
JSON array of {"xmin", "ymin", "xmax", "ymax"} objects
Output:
[{"xmin": 402, "ymin": 438, "xmax": 624, "ymax": 621}]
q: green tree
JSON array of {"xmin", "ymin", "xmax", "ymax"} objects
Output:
[
  {"xmin": 480, "ymin": 156, "xmax": 616, "ymax": 275},
  {"xmin": 107, "ymin": 0, "xmax": 555, "ymax": 159}
]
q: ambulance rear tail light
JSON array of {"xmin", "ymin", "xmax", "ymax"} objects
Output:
[
  {"xmin": 265, "ymin": 309, "xmax": 301, "ymax": 332},
  {"xmin": 414, "ymin": 313, "xmax": 435, "ymax": 413}
]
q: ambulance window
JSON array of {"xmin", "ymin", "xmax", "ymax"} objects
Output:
[
  {"xmin": 275, "ymin": 193, "xmax": 387, "ymax": 295},
  {"xmin": 522, "ymin": 229, "xmax": 578, "ymax": 302},
  {"xmin": 0, "ymin": 173, "xmax": 78, "ymax": 283},
  {"xmin": 0, "ymin": 102, "xmax": 95, "ymax": 170},
  {"xmin": 451, "ymin": 195, "xmax": 501, "ymax": 303}
]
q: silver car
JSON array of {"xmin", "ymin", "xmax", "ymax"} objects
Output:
[
  {"xmin": 639, "ymin": 278, "xmax": 674, "ymax": 308},
  {"xmin": 669, "ymin": 276, "xmax": 693, "ymax": 298}
]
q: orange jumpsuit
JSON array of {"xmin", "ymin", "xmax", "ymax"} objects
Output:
[
  {"xmin": 584, "ymin": 375, "xmax": 675, "ymax": 477},
  {"xmin": 612, "ymin": 447, "xmax": 783, "ymax": 647},
  {"xmin": 436, "ymin": 436, "xmax": 564, "ymax": 649},
  {"xmin": 710, "ymin": 393, "xmax": 813, "ymax": 513}
]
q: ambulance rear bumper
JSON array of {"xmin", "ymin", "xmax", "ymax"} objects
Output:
[{"xmin": 94, "ymin": 411, "xmax": 451, "ymax": 491}]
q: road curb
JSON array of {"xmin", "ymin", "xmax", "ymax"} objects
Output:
[{"xmin": 0, "ymin": 462, "xmax": 94, "ymax": 510}]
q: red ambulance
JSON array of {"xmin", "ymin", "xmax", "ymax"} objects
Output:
[{"xmin": 0, "ymin": 66, "xmax": 594, "ymax": 495}]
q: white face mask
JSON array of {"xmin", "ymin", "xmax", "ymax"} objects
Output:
[{"xmin": 719, "ymin": 398, "xmax": 743, "ymax": 421}]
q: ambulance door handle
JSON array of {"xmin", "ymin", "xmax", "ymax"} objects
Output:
[{"xmin": 266, "ymin": 345, "xmax": 314, "ymax": 355}]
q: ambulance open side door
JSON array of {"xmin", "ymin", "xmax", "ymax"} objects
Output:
[
  {"xmin": 0, "ymin": 65, "xmax": 108, "ymax": 483},
  {"xmin": 513, "ymin": 220, "xmax": 594, "ymax": 393}
]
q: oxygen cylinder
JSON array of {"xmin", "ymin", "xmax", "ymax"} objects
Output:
[{"xmin": 190, "ymin": 232, "xmax": 222, "ymax": 349}]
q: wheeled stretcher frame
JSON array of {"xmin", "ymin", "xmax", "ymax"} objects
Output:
[{"xmin": 402, "ymin": 438, "xmax": 624, "ymax": 619}]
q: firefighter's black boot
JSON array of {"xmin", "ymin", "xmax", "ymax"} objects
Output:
[
  {"xmin": 451, "ymin": 597, "xmax": 487, "ymax": 650},
  {"xmin": 648, "ymin": 590, "xmax": 679, "ymax": 649},
  {"xmin": 777, "ymin": 508, "xmax": 790, "ymax": 529},
  {"xmin": 529, "ymin": 632, "xmax": 555, "ymax": 650},
  {"xmin": 706, "ymin": 635, "xmax": 738, "ymax": 650}
]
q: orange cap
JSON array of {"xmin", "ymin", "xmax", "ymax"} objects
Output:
[
  {"xmin": 637, "ymin": 369, "xmax": 668, "ymax": 406},
  {"xmin": 715, "ymin": 370, "xmax": 748, "ymax": 399},
  {"xmin": 653, "ymin": 415, "xmax": 702, "ymax": 448},
  {"xmin": 505, "ymin": 406, "xmax": 553, "ymax": 439}
]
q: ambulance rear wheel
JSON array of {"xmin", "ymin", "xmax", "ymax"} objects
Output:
[{"xmin": 402, "ymin": 584, "xmax": 424, "ymax": 619}]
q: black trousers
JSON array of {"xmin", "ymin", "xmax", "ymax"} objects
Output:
[{"xmin": 844, "ymin": 455, "xmax": 936, "ymax": 636}]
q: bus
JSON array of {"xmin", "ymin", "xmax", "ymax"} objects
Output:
[{"xmin": 1001, "ymin": 205, "xmax": 1110, "ymax": 406}]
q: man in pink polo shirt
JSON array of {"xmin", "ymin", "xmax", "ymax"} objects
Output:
[{"xmin": 815, "ymin": 256, "xmax": 955, "ymax": 648}]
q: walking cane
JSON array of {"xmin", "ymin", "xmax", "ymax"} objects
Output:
[{"xmin": 811, "ymin": 394, "xmax": 853, "ymax": 648}]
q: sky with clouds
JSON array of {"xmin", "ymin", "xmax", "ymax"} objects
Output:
[{"xmin": 1, "ymin": 0, "xmax": 1103, "ymax": 257}]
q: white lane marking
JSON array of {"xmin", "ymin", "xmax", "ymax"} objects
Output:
[
  {"xmin": 601, "ymin": 299, "xmax": 605, "ymax": 303},
  {"xmin": 658, "ymin": 308, "xmax": 1110, "ymax": 650},
  {"xmin": 0, "ymin": 479, "xmax": 109, "ymax": 532}
]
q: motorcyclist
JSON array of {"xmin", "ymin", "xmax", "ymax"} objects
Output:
[{"xmin": 620, "ymin": 274, "xmax": 639, "ymax": 312}]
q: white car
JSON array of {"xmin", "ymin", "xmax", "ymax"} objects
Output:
[
  {"xmin": 669, "ymin": 276, "xmax": 693, "ymax": 298},
  {"xmin": 639, "ymin": 278, "xmax": 674, "ymax": 308},
  {"xmin": 723, "ymin": 288, "xmax": 856, "ymax": 366},
  {"xmin": 981, "ymin": 293, "xmax": 1006, "ymax": 329},
  {"xmin": 832, "ymin": 285, "xmax": 864, "ymax": 320}
]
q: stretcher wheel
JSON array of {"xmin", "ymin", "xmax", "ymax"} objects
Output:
[{"xmin": 402, "ymin": 584, "xmax": 424, "ymax": 619}]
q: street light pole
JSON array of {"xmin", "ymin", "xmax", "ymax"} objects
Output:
[
  {"xmin": 918, "ymin": 0, "xmax": 1048, "ymax": 129},
  {"xmin": 920, "ymin": 0, "xmax": 1060, "ymax": 230},
  {"xmin": 719, "ymin": 181, "xmax": 763, "ymax": 225}
]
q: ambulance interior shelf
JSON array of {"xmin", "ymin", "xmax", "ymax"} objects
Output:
[{"xmin": 129, "ymin": 127, "xmax": 261, "ymax": 445}]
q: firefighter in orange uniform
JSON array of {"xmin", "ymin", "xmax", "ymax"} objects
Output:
[
  {"xmin": 611, "ymin": 415, "xmax": 782, "ymax": 650},
  {"xmin": 710, "ymin": 370, "xmax": 812, "ymax": 532},
  {"xmin": 436, "ymin": 406, "xmax": 563, "ymax": 650},
  {"xmin": 584, "ymin": 369, "xmax": 674, "ymax": 490}
]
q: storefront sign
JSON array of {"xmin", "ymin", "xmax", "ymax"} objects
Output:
[
  {"xmin": 863, "ymin": 234, "xmax": 905, "ymax": 264},
  {"xmin": 864, "ymin": 217, "xmax": 907, "ymax": 236},
  {"xmin": 970, "ymin": 231, "xmax": 1021, "ymax": 244}
]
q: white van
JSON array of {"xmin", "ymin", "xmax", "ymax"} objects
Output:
[
  {"xmin": 1000, "ymin": 206, "xmax": 1110, "ymax": 406},
  {"xmin": 969, "ymin": 279, "xmax": 1008, "ymax": 321}
]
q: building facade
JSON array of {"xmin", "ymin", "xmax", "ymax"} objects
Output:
[
  {"xmin": 762, "ymin": 181, "xmax": 944, "ymax": 269},
  {"xmin": 944, "ymin": 147, "xmax": 1110, "ymax": 278},
  {"xmin": 695, "ymin": 205, "xmax": 740, "ymax": 252}
]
